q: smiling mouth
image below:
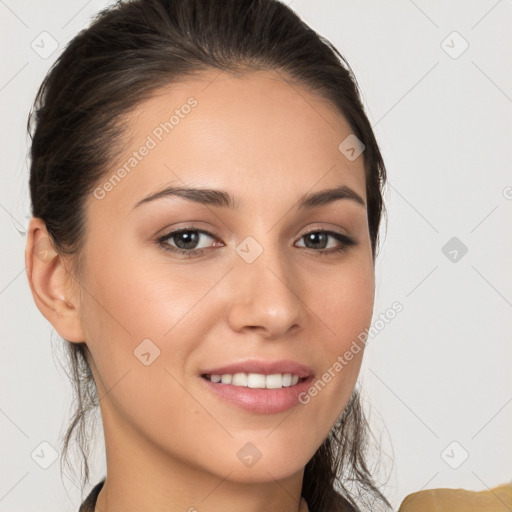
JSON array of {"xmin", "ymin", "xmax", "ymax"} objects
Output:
[
  {"xmin": 201, "ymin": 372, "xmax": 308, "ymax": 389},
  {"xmin": 200, "ymin": 368, "xmax": 315, "ymax": 414}
]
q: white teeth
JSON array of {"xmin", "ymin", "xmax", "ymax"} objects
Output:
[
  {"xmin": 266, "ymin": 374, "xmax": 285, "ymax": 389},
  {"xmin": 205, "ymin": 372, "xmax": 303, "ymax": 389},
  {"xmin": 247, "ymin": 373, "xmax": 266, "ymax": 388},
  {"xmin": 232, "ymin": 373, "xmax": 248, "ymax": 386},
  {"xmin": 221, "ymin": 374, "xmax": 232, "ymax": 384},
  {"xmin": 281, "ymin": 373, "xmax": 292, "ymax": 387}
]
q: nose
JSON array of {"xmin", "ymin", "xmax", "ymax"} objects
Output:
[{"xmin": 226, "ymin": 240, "xmax": 304, "ymax": 338}]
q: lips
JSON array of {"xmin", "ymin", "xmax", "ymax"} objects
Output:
[
  {"xmin": 200, "ymin": 373, "xmax": 315, "ymax": 414},
  {"xmin": 200, "ymin": 359, "xmax": 314, "ymax": 379},
  {"xmin": 199, "ymin": 359, "xmax": 315, "ymax": 414}
]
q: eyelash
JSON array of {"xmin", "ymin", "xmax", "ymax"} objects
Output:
[{"xmin": 156, "ymin": 227, "xmax": 357, "ymax": 258}]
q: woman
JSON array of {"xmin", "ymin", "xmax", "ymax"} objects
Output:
[{"xmin": 24, "ymin": 0, "xmax": 392, "ymax": 510}]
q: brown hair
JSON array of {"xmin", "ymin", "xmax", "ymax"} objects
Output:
[{"xmin": 27, "ymin": 1, "xmax": 391, "ymax": 510}]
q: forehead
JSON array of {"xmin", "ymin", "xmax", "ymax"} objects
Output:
[{"xmin": 93, "ymin": 69, "xmax": 366, "ymax": 216}]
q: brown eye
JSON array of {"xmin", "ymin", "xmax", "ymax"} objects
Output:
[
  {"xmin": 296, "ymin": 230, "xmax": 357, "ymax": 254},
  {"xmin": 157, "ymin": 229, "xmax": 219, "ymax": 257}
]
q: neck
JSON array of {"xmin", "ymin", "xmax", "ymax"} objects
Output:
[{"xmin": 95, "ymin": 404, "xmax": 307, "ymax": 512}]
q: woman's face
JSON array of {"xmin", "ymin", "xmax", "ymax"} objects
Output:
[{"xmin": 75, "ymin": 69, "xmax": 374, "ymax": 483}]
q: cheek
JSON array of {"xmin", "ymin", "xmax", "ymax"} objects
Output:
[
  {"xmin": 79, "ymin": 254, "xmax": 212, "ymax": 460},
  {"xmin": 317, "ymin": 258, "xmax": 375, "ymax": 353},
  {"xmin": 82, "ymin": 240, "xmax": 210, "ymax": 344},
  {"xmin": 300, "ymin": 259, "xmax": 374, "ymax": 425}
]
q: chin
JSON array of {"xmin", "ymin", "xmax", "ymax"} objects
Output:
[
  {"xmin": 219, "ymin": 460, "xmax": 307, "ymax": 484},
  {"xmin": 214, "ymin": 441, "xmax": 316, "ymax": 484}
]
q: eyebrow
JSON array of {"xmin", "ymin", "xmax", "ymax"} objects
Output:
[{"xmin": 132, "ymin": 183, "xmax": 366, "ymax": 211}]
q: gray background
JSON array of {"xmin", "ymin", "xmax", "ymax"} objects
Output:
[{"xmin": 1, "ymin": 0, "xmax": 511, "ymax": 510}]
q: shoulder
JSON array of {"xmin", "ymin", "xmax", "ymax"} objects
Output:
[{"xmin": 398, "ymin": 481, "xmax": 512, "ymax": 511}]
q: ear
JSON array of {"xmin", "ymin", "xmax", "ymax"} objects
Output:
[{"xmin": 25, "ymin": 217, "xmax": 86, "ymax": 343}]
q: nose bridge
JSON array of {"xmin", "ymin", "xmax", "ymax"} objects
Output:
[{"xmin": 228, "ymin": 232, "xmax": 303, "ymax": 335}]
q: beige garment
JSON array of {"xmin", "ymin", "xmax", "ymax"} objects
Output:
[{"xmin": 398, "ymin": 482, "xmax": 512, "ymax": 512}]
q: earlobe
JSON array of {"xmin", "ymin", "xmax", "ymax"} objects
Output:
[{"xmin": 25, "ymin": 217, "xmax": 86, "ymax": 343}]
